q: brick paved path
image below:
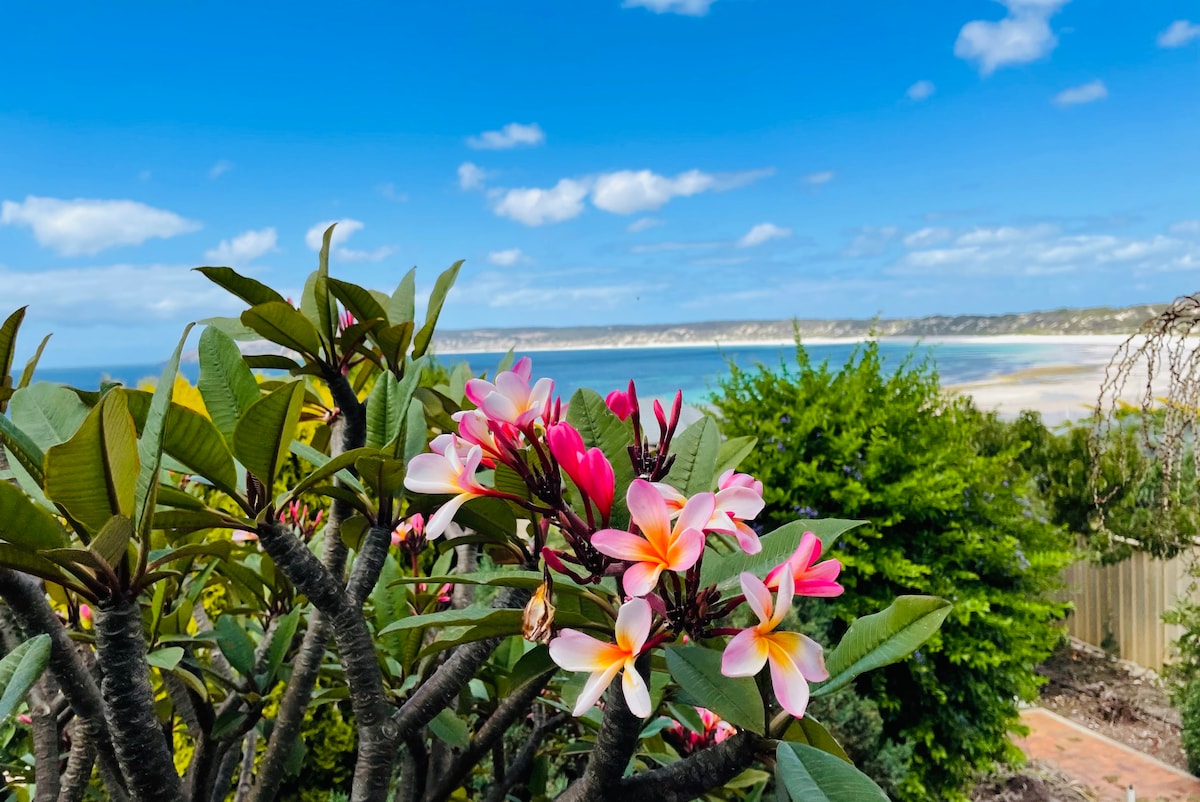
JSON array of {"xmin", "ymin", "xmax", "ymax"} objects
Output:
[{"xmin": 1016, "ymin": 708, "xmax": 1200, "ymax": 801}]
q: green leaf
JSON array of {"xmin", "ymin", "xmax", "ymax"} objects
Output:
[
  {"xmin": 0, "ymin": 414, "xmax": 46, "ymax": 489},
  {"xmin": 428, "ymin": 708, "xmax": 470, "ymax": 748},
  {"xmin": 151, "ymin": 509, "xmax": 239, "ymax": 535},
  {"xmin": 146, "ymin": 647, "xmax": 185, "ymax": 671},
  {"xmin": 388, "ymin": 267, "xmax": 417, "ymax": 325},
  {"xmin": 0, "ymin": 482, "xmax": 67, "ymax": 549},
  {"xmin": 197, "ymin": 325, "xmax": 261, "ymax": 443},
  {"xmin": 282, "ymin": 445, "xmax": 373, "ymax": 503},
  {"xmin": 402, "ymin": 397, "xmax": 427, "ymax": 465},
  {"xmin": 89, "ymin": 515, "xmax": 133, "ymax": 571},
  {"xmin": 44, "ymin": 392, "xmax": 141, "ymax": 537},
  {"xmin": 700, "ymin": 519, "xmax": 865, "ymax": 595},
  {"xmin": 195, "ymin": 266, "xmax": 287, "ymax": 307},
  {"xmin": 241, "ymin": 303, "xmax": 323, "ymax": 360},
  {"xmin": 366, "ymin": 373, "xmax": 403, "ymax": 450},
  {"xmin": 664, "ymin": 416, "xmax": 719, "ymax": 497},
  {"xmin": 0, "ymin": 308, "xmax": 26, "ymax": 399},
  {"xmin": 814, "ymin": 596, "xmax": 951, "ymax": 699},
  {"xmin": 134, "ymin": 325, "xmax": 193, "ymax": 536},
  {"xmin": 9, "ymin": 383, "xmax": 89, "ymax": 453},
  {"xmin": 261, "ymin": 607, "xmax": 301, "ymax": 686},
  {"xmin": 774, "ymin": 742, "xmax": 889, "ymax": 802},
  {"xmin": 714, "ymin": 436, "xmax": 758, "ymax": 480},
  {"xmin": 375, "ymin": 322, "xmax": 414, "ymax": 369},
  {"xmin": 120, "ymin": 390, "xmax": 239, "ymax": 499},
  {"xmin": 782, "ymin": 716, "xmax": 851, "ymax": 763},
  {"xmin": 378, "ymin": 605, "xmax": 596, "ymax": 639},
  {"xmin": 243, "ymin": 354, "xmax": 302, "ymax": 372},
  {"xmin": 412, "ymin": 260, "xmax": 463, "ymax": 358},
  {"xmin": 314, "ymin": 226, "xmax": 340, "ymax": 349},
  {"xmin": 214, "ymin": 615, "xmax": 257, "ymax": 679},
  {"xmin": 147, "ymin": 541, "xmax": 233, "ymax": 569},
  {"xmin": 355, "ymin": 455, "xmax": 407, "ymax": 499},
  {"xmin": 16, "ymin": 333, "xmax": 51, "ymax": 391},
  {"xmin": 328, "ymin": 278, "xmax": 389, "ymax": 329},
  {"xmin": 0, "ymin": 634, "xmax": 51, "ymax": 723},
  {"xmin": 664, "ymin": 644, "xmax": 765, "ymax": 734},
  {"xmin": 233, "ymin": 381, "xmax": 305, "ymax": 489}
]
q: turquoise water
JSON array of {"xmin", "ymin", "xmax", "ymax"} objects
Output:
[{"xmin": 31, "ymin": 340, "xmax": 1112, "ymax": 405}]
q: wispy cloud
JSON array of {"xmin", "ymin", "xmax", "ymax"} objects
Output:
[
  {"xmin": 955, "ymin": 0, "xmax": 1068, "ymax": 75},
  {"xmin": 1158, "ymin": 20, "xmax": 1200, "ymax": 48},
  {"xmin": 208, "ymin": 160, "xmax": 233, "ymax": 179},
  {"xmin": 1170, "ymin": 220, "xmax": 1200, "ymax": 235},
  {"xmin": 623, "ymin": 0, "xmax": 715, "ymax": 16},
  {"xmin": 906, "ymin": 80, "xmax": 936, "ymax": 101},
  {"xmin": 304, "ymin": 219, "xmax": 393, "ymax": 262},
  {"xmin": 903, "ymin": 227, "xmax": 952, "ymax": 248},
  {"xmin": 467, "ymin": 123, "xmax": 545, "ymax": 150},
  {"xmin": 629, "ymin": 240, "xmax": 722, "ymax": 254},
  {"xmin": 737, "ymin": 223, "xmax": 791, "ymax": 248},
  {"xmin": 487, "ymin": 248, "xmax": 527, "ymax": 266},
  {"xmin": 627, "ymin": 217, "xmax": 664, "ymax": 233},
  {"xmin": 803, "ymin": 170, "xmax": 835, "ymax": 186},
  {"xmin": 205, "ymin": 228, "xmax": 278, "ymax": 266},
  {"xmin": 458, "ymin": 162, "xmax": 489, "ymax": 191},
  {"xmin": 1053, "ymin": 80, "xmax": 1107, "ymax": 106},
  {"xmin": 844, "ymin": 225, "xmax": 900, "ymax": 258},
  {"xmin": 0, "ymin": 196, "xmax": 201, "ymax": 256}
]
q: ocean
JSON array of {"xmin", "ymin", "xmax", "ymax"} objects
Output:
[{"xmin": 31, "ymin": 339, "xmax": 1121, "ymax": 407}]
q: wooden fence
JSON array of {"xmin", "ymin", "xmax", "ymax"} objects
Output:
[{"xmin": 1061, "ymin": 550, "xmax": 1195, "ymax": 671}]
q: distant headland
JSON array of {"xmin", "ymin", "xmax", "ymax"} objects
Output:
[{"xmin": 429, "ymin": 304, "xmax": 1165, "ymax": 354}]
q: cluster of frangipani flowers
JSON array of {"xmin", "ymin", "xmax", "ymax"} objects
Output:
[{"xmin": 403, "ymin": 357, "xmax": 845, "ymax": 720}]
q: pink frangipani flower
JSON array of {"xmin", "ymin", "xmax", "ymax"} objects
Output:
[
  {"xmin": 547, "ymin": 422, "xmax": 615, "ymax": 518},
  {"xmin": 721, "ymin": 570, "xmax": 829, "ymax": 718},
  {"xmin": 404, "ymin": 437, "xmax": 492, "ymax": 537},
  {"xmin": 464, "ymin": 356, "xmax": 554, "ymax": 429},
  {"xmin": 592, "ymin": 480, "xmax": 714, "ymax": 597},
  {"xmin": 605, "ymin": 389, "xmax": 633, "ymax": 421},
  {"xmin": 650, "ymin": 478, "xmax": 764, "ymax": 554},
  {"xmin": 548, "ymin": 597, "xmax": 653, "ymax": 718},
  {"xmin": 764, "ymin": 532, "xmax": 844, "ymax": 598},
  {"xmin": 392, "ymin": 513, "xmax": 426, "ymax": 546}
]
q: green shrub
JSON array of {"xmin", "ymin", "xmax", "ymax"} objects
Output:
[{"xmin": 710, "ymin": 340, "xmax": 1074, "ymax": 802}]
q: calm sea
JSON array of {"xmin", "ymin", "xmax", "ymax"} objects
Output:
[{"xmin": 32, "ymin": 340, "xmax": 1117, "ymax": 406}]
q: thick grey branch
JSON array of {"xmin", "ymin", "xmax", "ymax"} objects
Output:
[
  {"xmin": 616, "ymin": 731, "xmax": 764, "ymax": 802},
  {"xmin": 56, "ymin": 721, "xmax": 95, "ymax": 802}
]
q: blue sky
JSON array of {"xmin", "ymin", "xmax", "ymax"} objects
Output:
[{"xmin": 2, "ymin": 0, "xmax": 1199, "ymax": 366}]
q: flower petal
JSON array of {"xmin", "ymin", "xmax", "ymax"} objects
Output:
[
  {"xmin": 627, "ymin": 479, "xmax": 671, "ymax": 545},
  {"xmin": 592, "ymin": 530, "xmax": 658, "ymax": 563},
  {"xmin": 769, "ymin": 631, "xmax": 830, "ymax": 682},
  {"xmin": 665, "ymin": 526, "xmax": 705, "ymax": 572},
  {"xmin": 614, "ymin": 597, "xmax": 652, "ymax": 654},
  {"xmin": 714, "ymin": 486, "xmax": 765, "ymax": 521},
  {"xmin": 651, "ymin": 482, "xmax": 687, "ymax": 514},
  {"xmin": 733, "ymin": 521, "xmax": 762, "ymax": 555},
  {"xmin": 767, "ymin": 642, "xmax": 812, "ymax": 718},
  {"xmin": 403, "ymin": 453, "xmax": 460, "ymax": 495},
  {"xmin": 768, "ymin": 568, "xmax": 794, "ymax": 630},
  {"xmin": 721, "ymin": 629, "xmax": 768, "ymax": 678},
  {"xmin": 621, "ymin": 561, "xmax": 664, "ymax": 597},
  {"xmin": 738, "ymin": 571, "xmax": 773, "ymax": 626},
  {"xmin": 549, "ymin": 629, "xmax": 624, "ymax": 672},
  {"xmin": 573, "ymin": 663, "xmax": 623, "ymax": 716},
  {"xmin": 426, "ymin": 493, "xmax": 479, "ymax": 538},
  {"xmin": 676, "ymin": 492, "xmax": 716, "ymax": 535},
  {"xmin": 621, "ymin": 660, "xmax": 653, "ymax": 718}
]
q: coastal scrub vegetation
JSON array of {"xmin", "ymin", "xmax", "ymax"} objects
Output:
[
  {"xmin": 710, "ymin": 340, "xmax": 1076, "ymax": 802},
  {"xmin": 0, "ymin": 228, "xmax": 950, "ymax": 802}
]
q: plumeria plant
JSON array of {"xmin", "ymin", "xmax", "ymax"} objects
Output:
[{"xmin": 0, "ymin": 232, "xmax": 950, "ymax": 802}]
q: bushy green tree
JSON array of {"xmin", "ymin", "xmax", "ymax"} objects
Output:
[{"xmin": 711, "ymin": 340, "xmax": 1074, "ymax": 802}]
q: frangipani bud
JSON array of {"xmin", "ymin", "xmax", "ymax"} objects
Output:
[{"xmin": 523, "ymin": 576, "xmax": 556, "ymax": 644}]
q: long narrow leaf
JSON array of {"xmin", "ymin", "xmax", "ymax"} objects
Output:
[
  {"xmin": 197, "ymin": 326, "xmax": 261, "ymax": 443},
  {"xmin": 0, "ymin": 635, "xmax": 51, "ymax": 723},
  {"xmin": 134, "ymin": 325, "xmax": 193, "ymax": 536},
  {"xmin": 412, "ymin": 260, "xmax": 463, "ymax": 358},
  {"xmin": 195, "ymin": 266, "xmax": 287, "ymax": 307}
]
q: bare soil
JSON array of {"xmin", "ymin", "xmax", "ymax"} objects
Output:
[{"xmin": 972, "ymin": 640, "xmax": 1188, "ymax": 802}]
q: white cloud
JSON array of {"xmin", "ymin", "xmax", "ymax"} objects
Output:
[
  {"xmin": 205, "ymin": 228, "xmax": 278, "ymax": 265},
  {"xmin": 458, "ymin": 162, "xmax": 488, "ymax": 191},
  {"xmin": 304, "ymin": 219, "xmax": 393, "ymax": 262},
  {"xmin": 627, "ymin": 217, "xmax": 664, "ymax": 233},
  {"xmin": 844, "ymin": 226, "xmax": 900, "ymax": 258},
  {"xmin": 209, "ymin": 160, "xmax": 233, "ymax": 179},
  {"xmin": 0, "ymin": 196, "xmax": 201, "ymax": 256},
  {"xmin": 903, "ymin": 227, "xmax": 952, "ymax": 248},
  {"xmin": 737, "ymin": 223, "xmax": 791, "ymax": 248},
  {"xmin": 1170, "ymin": 220, "xmax": 1200, "ymax": 235},
  {"xmin": 456, "ymin": 270, "xmax": 661, "ymax": 311},
  {"xmin": 907, "ymin": 80, "xmax": 936, "ymax": 101},
  {"xmin": 591, "ymin": 168, "xmax": 772, "ymax": 215},
  {"xmin": 491, "ymin": 179, "xmax": 591, "ymax": 226},
  {"xmin": 623, "ymin": 0, "xmax": 715, "ymax": 16},
  {"xmin": 955, "ymin": 0, "xmax": 1067, "ymax": 75},
  {"xmin": 804, "ymin": 170, "xmax": 835, "ymax": 186},
  {"xmin": 487, "ymin": 248, "xmax": 527, "ymax": 267},
  {"xmin": 895, "ymin": 223, "xmax": 1200, "ymax": 276},
  {"xmin": 1054, "ymin": 80, "xmax": 1107, "ymax": 106},
  {"xmin": 1158, "ymin": 20, "xmax": 1200, "ymax": 48},
  {"xmin": 467, "ymin": 123, "xmax": 545, "ymax": 150},
  {"xmin": 0, "ymin": 263, "xmax": 243, "ymax": 324}
]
